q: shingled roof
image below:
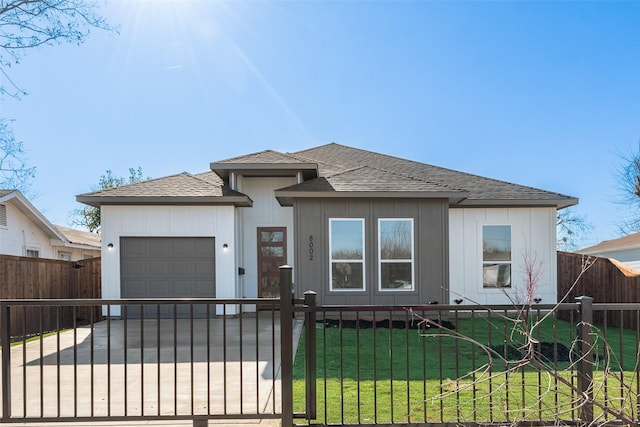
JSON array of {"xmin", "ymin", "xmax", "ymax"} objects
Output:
[
  {"xmin": 76, "ymin": 172, "xmax": 252, "ymax": 207},
  {"xmin": 55, "ymin": 225, "xmax": 101, "ymax": 248},
  {"xmin": 76, "ymin": 143, "xmax": 576, "ymax": 209},
  {"xmin": 210, "ymin": 149, "xmax": 318, "ymax": 180},
  {"xmin": 579, "ymin": 232, "xmax": 640, "ymax": 255},
  {"xmin": 277, "ymin": 143, "xmax": 577, "ymax": 207}
]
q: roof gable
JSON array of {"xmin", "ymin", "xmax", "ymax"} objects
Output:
[
  {"xmin": 0, "ymin": 189, "xmax": 66, "ymax": 241},
  {"xmin": 214, "ymin": 149, "xmax": 307, "ymax": 165},
  {"xmin": 210, "ymin": 150, "xmax": 318, "ymax": 180}
]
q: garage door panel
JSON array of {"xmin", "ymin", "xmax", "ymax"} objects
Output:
[
  {"xmin": 171, "ymin": 239, "xmax": 193, "ymax": 256},
  {"xmin": 192, "ymin": 281, "xmax": 215, "ymax": 297},
  {"xmin": 148, "ymin": 281, "xmax": 170, "ymax": 294},
  {"xmin": 172, "ymin": 260, "xmax": 192, "ymax": 275},
  {"xmin": 193, "ymin": 238, "xmax": 215, "ymax": 253},
  {"xmin": 147, "ymin": 260, "xmax": 170, "ymax": 276},
  {"xmin": 165, "ymin": 280, "xmax": 183, "ymax": 296},
  {"xmin": 123, "ymin": 260, "xmax": 147, "ymax": 276},
  {"xmin": 193, "ymin": 260, "xmax": 216, "ymax": 276},
  {"xmin": 121, "ymin": 237, "xmax": 216, "ymax": 318},
  {"xmin": 122, "ymin": 239, "xmax": 147, "ymax": 256},
  {"xmin": 148, "ymin": 240, "xmax": 172, "ymax": 257},
  {"xmin": 126, "ymin": 280, "xmax": 149, "ymax": 298}
]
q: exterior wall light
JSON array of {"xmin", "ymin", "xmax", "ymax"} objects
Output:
[
  {"xmin": 107, "ymin": 243, "xmax": 114, "ymax": 250},
  {"xmin": 222, "ymin": 243, "xmax": 229, "ymax": 251}
]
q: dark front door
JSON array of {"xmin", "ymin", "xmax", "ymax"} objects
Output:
[{"xmin": 257, "ymin": 227, "xmax": 287, "ymax": 298}]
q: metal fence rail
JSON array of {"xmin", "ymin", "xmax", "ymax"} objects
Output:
[
  {"xmin": 3, "ymin": 272, "xmax": 640, "ymax": 426},
  {"xmin": 1, "ymin": 298, "xmax": 283, "ymax": 425},
  {"xmin": 292, "ymin": 297, "xmax": 640, "ymax": 426}
]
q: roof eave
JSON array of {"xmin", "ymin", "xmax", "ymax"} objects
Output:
[
  {"xmin": 210, "ymin": 162, "xmax": 319, "ymax": 179},
  {"xmin": 274, "ymin": 190, "xmax": 469, "ymax": 207},
  {"xmin": 454, "ymin": 197, "xmax": 578, "ymax": 209},
  {"xmin": 76, "ymin": 195, "xmax": 254, "ymax": 208},
  {"xmin": 580, "ymin": 243, "xmax": 640, "ymax": 255},
  {"xmin": 54, "ymin": 242, "xmax": 101, "ymax": 251},
  {"xmin": 1, "ymin": 190, "xmax": 67, "ymax": 241}
]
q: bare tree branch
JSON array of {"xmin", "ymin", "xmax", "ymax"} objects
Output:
[
  {"xmin": 615, "ymin": 143, "xmax": 640, "ymax": 235},
  {"xmin": 0, "ymin": 118, "xmax": 35, "ymax": 192},
  {"xmin": 71, "ymin": 168, "xmax": 149, "ymax": 232},
  {"xmin": 0, "ymin": 0, "xmax": 113, "ymax": 98},
  {"xmin": 420, "ymin": 256, "xmax": 638, "ymax": 426}
]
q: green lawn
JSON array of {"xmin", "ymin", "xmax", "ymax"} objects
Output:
[{"xmin": 292, "ymin": 313, "xmax": 640, "ymax": 424}]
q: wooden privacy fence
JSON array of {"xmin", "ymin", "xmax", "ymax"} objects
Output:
[
  {"xmin": 0, "ymin": 255, "xmax": 101, "ymax": 338},
  {"xmin": 558, "ymin": 251, "xmax": 640, "ymax": 327}
]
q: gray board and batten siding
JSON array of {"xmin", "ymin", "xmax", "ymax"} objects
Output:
[
  {"xmin": 293, "ymin": 198, "xmax": 449, "ymax": 307},
  {"xmin": 120, "ymin": 237, "xmax": 216, "ymax": 317}
]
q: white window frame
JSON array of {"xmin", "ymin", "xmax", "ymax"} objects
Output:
[
  {"xmin": 481, "ymin": 224, "xmax": 512, "ymax": 289},
  {"xmin": 378, "ymin": 218, "xmax": 414, "ymax": 291},
  {"xmin": 329, "ymin": 218, "xmax": 366, "ymax": 292},
  {"xmin": 59, "ymin": 252, "xmax": 73, "ymax": 261},
  {"xmin": 0, "ymin": 204, "xmax": 7, "ymax": 227},
  {"xmin": 25, "ymin": 249, "xmax": 40, "ymax": 258}
]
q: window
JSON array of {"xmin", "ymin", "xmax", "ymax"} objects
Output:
[
  {"xmin": 0, "ymin": 204, "xmax": 6, "ymax": 226},
  {"xmin": 59, "ymin": 252, "xmax": 72, "ymax": 261},
  {"xmin": 379, "ymin": 219, "xmax": 414, "ymax": 291},
  {"xmin": 329, "ymin": 219, "xmax": 365, "ymax": 291},
  {"xmin": 26, "ymin": 249, "xmax": 39, "ymax": 258},
  {"xmin": 482, "ymin": 225, "xmax": 511, "ymax": 288}
]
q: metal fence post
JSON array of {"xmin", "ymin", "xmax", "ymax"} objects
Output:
[
  {"xmin": 303, "ymin": 290, "xmax": 317, "ymax": 420},
  {"xmin": 576, "ymin": 295, "xmax": 594, "ymax": 423},
  {"xmin": 1, "ymin": 302, "xmax": 11, "ymax": 420},
  {"xmin": 279, "ymin": 265, "xmax": 294, "ymax": 427}
]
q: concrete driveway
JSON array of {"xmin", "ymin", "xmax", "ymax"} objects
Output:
[{"xmin": 1, "ymin": 313, "xmax": 302, "ymax": 426}]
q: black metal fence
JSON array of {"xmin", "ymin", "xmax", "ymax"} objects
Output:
[
  {"xmin": 1, "ymin": 298, "xmax": 284, "ymax": 426},
  {"xmin": 2, "ymin": 267, "xmax": 640, "ymax": 426},
  {"xmin": 293, "ymin": 296, "xmax": 640, "ymax": 426}
]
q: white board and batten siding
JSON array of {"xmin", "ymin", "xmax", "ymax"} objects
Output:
[
  {"xmin": 449, "ymin": 207, "xmax": 557, "ymax": 306},
  {"xmin": 236, "ymin": 176, "xmax": 295, "ymax": 301},
  {"xmin": 100, "ymin": 205, "xmax": 236, "ymax": 315}
]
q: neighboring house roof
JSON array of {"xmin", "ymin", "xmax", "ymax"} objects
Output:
[
  {"xmin": 54, "ymin": 225, "xmax": 101, "ymax": 249},
  {"xmin": 76, "ymin": 172, "xmax": 253, "ymax": 207},
  {"xmin": 76, "ymin": 143, "xmax": 577, "ymax": 209},
  {"xmin": 1, "ymin": 189, "xmax": 101, "ymax": 253},
  {"xmin": 0, "ymin": 190, "xmax": 66, "ymax": 242},
  {"xmin": 579, "ymin": 232, "xmax": 640, "ymax": 255}
]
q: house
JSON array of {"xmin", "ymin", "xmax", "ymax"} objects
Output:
[
  {"xmin": 0, "ymin": 190, "xmax": 100, "ymax": 261},
  {"xmin": 578, "ymin": 232, "xmax": 640, "ymax": 271},
  {"xmin": 76, "ymin": 143, "xmax": 576, "ymax": 314}
]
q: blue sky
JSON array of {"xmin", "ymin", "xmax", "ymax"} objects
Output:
[{"xmin": 3, "ymin": 0, "xmax": 640, "ymax": 248}]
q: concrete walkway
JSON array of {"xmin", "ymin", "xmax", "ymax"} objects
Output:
[{"xmin": 1, "ymin": 313, "xmax": 302, "ymax": 426}]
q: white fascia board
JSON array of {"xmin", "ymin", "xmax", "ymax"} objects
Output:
[{"xmin": 3, "ymin": 190, "xmax": 68, "ymax": 242}]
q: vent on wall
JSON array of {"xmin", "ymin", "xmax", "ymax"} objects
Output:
[{"xmin": 0, "ymin": 204, "xmax": 6, "ymax": 226}]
